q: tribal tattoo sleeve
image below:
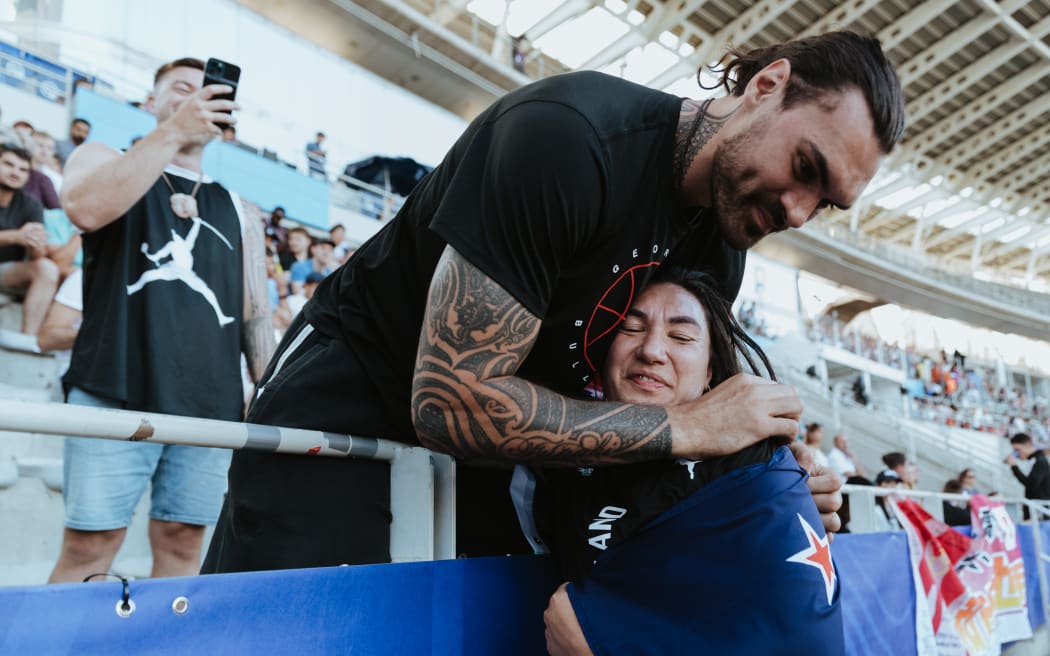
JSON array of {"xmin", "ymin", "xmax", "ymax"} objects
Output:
[{"xmin": 411, "ymin": 246, "xmax": 673, "ymax": 466}]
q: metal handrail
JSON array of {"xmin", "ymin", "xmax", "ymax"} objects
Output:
[
  {"xmin": 0, "ymin": 399, "xmax": 455, "ymax": 563},
  {"xmin": 331, "ymin": 173, "xmax": 408, "ymax": 221},
  {"xmin": 816, "ymin": 223, "xmax": 1050, "ymax": 309}
]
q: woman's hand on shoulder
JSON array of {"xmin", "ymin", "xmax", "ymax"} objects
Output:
[{"xmin": 544, "ymin": 582, "xmax": 594, "ymax": 656}]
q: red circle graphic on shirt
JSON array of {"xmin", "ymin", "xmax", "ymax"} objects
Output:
[{"xmin": 582, "ymin": 261, "xmax": 661, "ymax": 372}]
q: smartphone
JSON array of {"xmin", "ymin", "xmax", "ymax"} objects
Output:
[{"xmin": 203, "ymin": 58, "xmax": 240, "ymax": 127}]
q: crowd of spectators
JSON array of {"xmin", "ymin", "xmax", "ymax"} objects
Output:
[
  {"xmin": 261, "ymin": 206, "xmax": 353, "ymax": 335},
  {"xmin": 0, "ymin": 114, "xmax": 90, "ymax": 351},
  {"xmin": 803, "ymin": 312, "xmax": 1050, "ymax": 441}
]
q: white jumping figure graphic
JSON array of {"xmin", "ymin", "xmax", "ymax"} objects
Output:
[{"xmin": 127, "ymin": 216, "xmax": 235, "ymax": 326}]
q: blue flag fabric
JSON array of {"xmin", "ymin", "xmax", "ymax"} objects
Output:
[{"xmin": 567, "ymin": 446, "xmax": 845, "ymax": 656}]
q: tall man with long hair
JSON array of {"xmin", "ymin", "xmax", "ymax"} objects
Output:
[{"xmin": 205, "ymin": 31, "xmax": 906, "ymax": 573}]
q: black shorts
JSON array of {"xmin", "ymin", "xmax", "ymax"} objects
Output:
[{"xmin": 202, "ymin": 314, "xmax": 529, "ymax": 574}]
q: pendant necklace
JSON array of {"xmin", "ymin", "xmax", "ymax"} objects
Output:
[{"xmin": 161, "ymin": 172, "xmax": 204, "ymax": 219}]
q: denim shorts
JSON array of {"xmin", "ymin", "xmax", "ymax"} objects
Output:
[{"xmin": 62, "ymin": 387, "xmax": 232, "ymax": 531}]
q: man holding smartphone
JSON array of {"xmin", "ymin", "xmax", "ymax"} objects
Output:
[
  {"xmin": 1006, "ymin": 433, "xmax": 1050, "ymax": 520},
  {"xmin": 48, "ymin": 57, "xmax": 274, "ymax": 583}
]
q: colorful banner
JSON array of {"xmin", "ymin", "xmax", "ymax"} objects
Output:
[{"xmin": 890, "ymin": 494, "xmax": 1032, "ymax": 655}]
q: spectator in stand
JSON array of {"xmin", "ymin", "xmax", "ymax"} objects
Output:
[
  {"xmin": 265, "ymin": 251, "xmax": 284, "ymax": 305},
  {"xmin": 18, "ymin": 132, "xmax": 61, "ymax": 210},
  {"xmin": 44, "ymin": 208, "xmax": 81, "ymax": 280},
  {"xmin": 285, "ymin": 228, "xmax": 315, "ymax": 293},
  {"xmin": 72, "ymin": 78, "xmax": 94, "ymax": 96},
  {"xmin": 265, "ymin": 206, "xmax": 288, "ymax": 249},
  {"xmin": 511, "ymin": 35, "xmax": 528, "ymax": 73},
  {"xmin": 281, "ymin": 270, "xmax": 323, "ymax": 320},
  {"xmin": 804, "ymin": 422, "xmax": 828, "ymax": 469},
  {"xmin": 957, "ymin": 468, "xmax": 979, "ymax": 495},
  {"xmin": 11, "ymin": 120, "xmax": 33, "ymax": 142},
  {"xmin": 221, "ymin": 125, "xmax": 238, "ymax": 144},
  {"xmin": 290, "ymin": 237, "xmax": 336, "ymax": 290},
  {"xmin": 827, "ymin": 433, "xmax": 864, "ymax": 483},
  {"xmin": 55, "ymin": 118, "xmax": 91, "ymax": 167},
  {"xmin": 882, "ymin": 451, "xmax": 906, "ymax": 477},
  {"xmin": 305, "ymin": 131, "xmax": 326, "ymax": 180},
  {"xmin": 881, "ymin": 451, "xmax": 919, "ymax": 489},
  {"xmin": 940, "ymin": 479, "xmax": 970, "ymax": 526},
  {"xmin": 280, "ymin": 225, "xmax": 309, "ymax": 275},
  {"xmin": 1006, "ymin": 432, "xmax": 1050, "ymax": 519},
  {"xmin": 48, "ymin": 56, "xmax": 274, "ymax": 583},
  {"xmin": 312, "ymin": 237, "xmax": 336, "ymax": 272},
  {"xmin": 330, "ymin": 223, "xmax": 351, "ymax": 261},
  {"xmin": 873, "ymin": 469, "xmax": 903, "ymax": 531},
  {"xmin": 32, "ymin": 131, "xmax": 63, "ymax": 192},
  {"xmin": 0, "ymin": 143, "xmax": 59, "ymax": 341},
  {"xmin": 267, "ymin": 252, "xmax": 291, "ymax": 332},
  {"xmin": 287, "ymin": 229, "xmax": 323, "ymax": 291}
]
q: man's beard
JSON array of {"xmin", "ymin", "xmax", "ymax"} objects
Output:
[
  {"xmin": 0, "ymin": 180, "xmax": 15, "ymax": 193},
  {"xmin": 710, "ymin": 126, "xmax": 785, "ymax": 250},
  {"xmin": 71, "ymin": 135, "xmax": 85, "ymax": 145}
]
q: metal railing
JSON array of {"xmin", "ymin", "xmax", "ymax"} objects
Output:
[
  {"xmin": 779, "ymin": 366, "xmax": 1011, "ymax": 494},
  {"xmin": 816, "ymin": 223, "xmax": 1050, "ymax": 312},
  {"xmin": 0, "ymin": 399, "xmax": 455, "ymax": 563},
  {"xmin": 331, "ymin": 173, "xmax": 408, "ymax": 221},
  {"xmin": 842, "ymin": 484, "xmax": 1050, "ymax": 628}
]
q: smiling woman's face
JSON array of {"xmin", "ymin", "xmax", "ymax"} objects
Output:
[{"xmin": 601, "ymin": 283, "xmax": 713, "ymax": 407}]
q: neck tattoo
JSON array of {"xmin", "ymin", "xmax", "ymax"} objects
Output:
[
  {"xmin": 673, "ymin": 98, "xmax": 739, "ymax": 191},
  {"xmin": 161, "ymin": 171, "xmax": 204, "ymax": 220}
]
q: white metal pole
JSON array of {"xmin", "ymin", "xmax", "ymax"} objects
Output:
[
  {"xmin": 0, "ymin": 399, "xmax": 458, "ymax": 564},
  {"xmin": 389, "ymin": 447, "xmax": 435, "ymax": 563},
  {"xmin": 0, "ymin": 399, "xmax": 399, "ymax": 460},
  {"xmin": 432, "ymin": 453, "xmax": 457, "ymax": 560}
]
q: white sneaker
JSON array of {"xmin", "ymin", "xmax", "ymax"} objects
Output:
[{"xmin": 0, "ymin": 328, "xmax": 41, "ymax": 353}]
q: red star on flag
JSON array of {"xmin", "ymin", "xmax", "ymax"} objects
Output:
[{"xmin": 786, "ymin": 513, "xmax": 836, "ymax": 605}]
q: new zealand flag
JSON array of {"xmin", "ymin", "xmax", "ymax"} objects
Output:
[{"xmin": 567, "ymin": 446, "xmax": 844, "ymax": 655}]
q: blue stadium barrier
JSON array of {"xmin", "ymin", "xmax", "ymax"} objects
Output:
[
  {"xmin": 72, "ymin": 89, "xmax": 329, "ymax": 229},
  {"xmin": 1, "ymin": 524, "xmax": 1046, "ymax": 654}
]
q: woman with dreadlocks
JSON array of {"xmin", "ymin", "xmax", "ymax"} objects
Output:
[{"xmin": 516, "ymin": 268, "xmax": 844, "ymax": 655}]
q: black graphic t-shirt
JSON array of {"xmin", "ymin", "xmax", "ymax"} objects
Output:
[
  {"xmin": 305, "ymin": 71, "xmax": 745, "ymax": 441},
  {"xmin": 65, "ymin": 165, "xmax": 245, "ymax": 420},
  {"xmin": 0, "ymin": 190, "xmax": 44, "ymax": 263}
]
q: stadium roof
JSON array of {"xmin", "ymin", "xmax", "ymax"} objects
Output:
[{"xmin": 244, "ymin": 0, "xmax": 1050, "ymax": 289}]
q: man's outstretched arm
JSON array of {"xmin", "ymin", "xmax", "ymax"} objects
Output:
[{"xmin": 411, "ymin": 246, "xmax": 803, "ymax": 466}]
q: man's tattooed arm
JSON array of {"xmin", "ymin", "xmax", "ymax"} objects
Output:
[{"xmin": 411, "ymin": 246, "xmax": 673, "ymax": 466}]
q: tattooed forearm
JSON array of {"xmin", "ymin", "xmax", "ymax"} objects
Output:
[
  {"xmin": 241, "ymin": 203, "xmax": 276, "ymax": 382},
  {"xmin": 411, "ymin": 246, "xmax": 673, "ymax": 466}
]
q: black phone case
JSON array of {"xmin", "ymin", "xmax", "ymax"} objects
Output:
[{"xmin": 204, "ymin": 58, "xmax": 239, "ymax": 127}]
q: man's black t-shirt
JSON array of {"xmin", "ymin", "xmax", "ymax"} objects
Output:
[
  {"xmin": 304, "ymin": 71, "xmax": 745, "ymax": 441},
  {"xmin": 64, "ymin": 166, "xmax": 245, "ymax": 420},
  {"xmin": 0, "ymin": 190, "xmax": 44, "ymax": 263}
]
